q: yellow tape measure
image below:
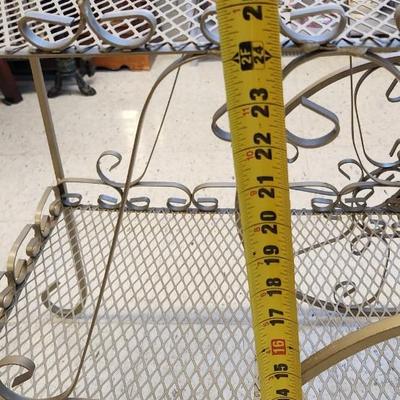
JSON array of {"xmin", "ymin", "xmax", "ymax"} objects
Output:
[{"xmin": 216, "ymin": 1, "xmax": 302, "ymax": 399}]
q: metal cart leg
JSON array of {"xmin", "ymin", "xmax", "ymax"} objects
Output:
[{"xmin": 29, "ymin": 57, "xmax": 87, "ymax": 317}]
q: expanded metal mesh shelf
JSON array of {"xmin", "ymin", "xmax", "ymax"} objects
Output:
[
  {"xmin": 2, "ymin": 205, "xmax": 400, "ymax": 399},
  {"xmin": 2, "ymin": 0, "xmax": 400, "ymax": 57}
]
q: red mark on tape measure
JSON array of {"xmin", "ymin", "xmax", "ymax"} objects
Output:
[
  {"xmin": 271, "ymin": 339, "xmax": 286, "ymax": 355},
  {"xmin": 242, "ymin": 107, "xmax": 250, "ymax": 116}
]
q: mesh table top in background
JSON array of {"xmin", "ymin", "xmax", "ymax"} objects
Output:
[{"xmin": 2, "ymin": 1, "xmax": 400, "ymax": 57}]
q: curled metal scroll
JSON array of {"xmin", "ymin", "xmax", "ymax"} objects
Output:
[
  {"xmin": 18, "ymin": 0, "xmax": 86, "ymax": 52},
  {"xmin": 287, "ymin": 142, "xmax": 299, "ymax": 164},
  {"xmin": 286, "ymin": 96, "xmax": 340, "ymax": 148},
  {"xmin": 60, "ymin": 177, "xmax": 193, "ymax": 212},
  {"xmin": 97, "ymin": 194, "xmax": 120, "ymax": 210},
  {"xmin": 284, "ymin": 54, "xmax": 400, "ymax": 158},
  {"xmin": 96, "ymin": 151, "xmax": 125, "ymax": 189},
  {"xmin": 200, "ymin": 7, "xmax": 219, "ymax": 46},
  {"xmin": 35, "ymin": 186, "xmax": 61, "ymax": 238},
  {"xmin": 213, "ymin": 97, "xmax": 340, "ymax": 149},
  {"xmin": 135, "ymin": 181, "xmax": 193, "ymax": 212},
  {"xmin": 60, "ymin": 177, "xmax": 122, "ymax": 209},
  {"xmin": 83, "ymin": 0, "xmax": 157, "ymax": 49},
  {"xmin": 0, "ymin": 355, "xmax": 35, "ymax": 388},
  {"xmin": 280, "ymin": 4, "xmax": 347, "ymax": 46},
  {"xmin": 386, "ymin": 79, "xmax": 400, "ymax": 103},
  {"xmin": 126, "ymin": 196, "xmax": 150, "ymax": 212},
  {"xmin": 281, "ymin": 50, "xmax": 400, "ymax": 211},
  {"xmin": 284, "ymin": 50, "xmax": 400, "ymax": 154},
  {"xmin": 30, "ymin": 182, "xmax": 89, "ymax": 319},
  {"xmin": 212, "ymin": 104, "xmax": 303, "ymax": 162},
  {"xmin": 18, "ymin": 0, "xmax": 156, "ymax": 52},
  {"xmin": 0, "ymin": 272, "xmax": 15, "ymax": 317},
  {"xmin": 295, "ymin": 226, "xmax": 391, "ymax": 316},
  {"xmin": 192, "ymin": 182, "xmax": 235, "ymax": 212},
  {"xmin": 0, "ymin": 186, "xmax": 63, "ymax": 328},
  {"xmin": 338, "ymin": 158, "xmax": 363, "ymax": 181},
  {"xmin": 211, "ymin": 104, "xmax": 230, "ymax": 142},
  {"xmin": 353, "ymin": 68, "xmax": 400, "ymax": 179},
  {"xmin": 62, "ymin": 193, "xmax": 83, "ymax": 207},
  {"xmin": 0, "ymin": 353, "xmax": 78, "ymax": 400},
  {"xmin": 290, "ymin": 181, "xmax": 339, "ymax": 212},
  {"xmin": 41, "ymin": 276, "xmax": 88, "ymax": 319},
  {"xmin": 95, "ymin": 152, "xmax": 194, "ymax": 211},
  {"xmin": 94, "ymin": 52, "xmax": 222, "ymax": 208},
  {"xmin": 291, "ymin": 177, "xmax": 400, "ymax": 214},
  {"xmin": 201, "ymin": 4, "xmax": 347, "ymax": 48},
  {"xmin": 7, "ymin": 224, "xmax": 42, "ymax": 286}
]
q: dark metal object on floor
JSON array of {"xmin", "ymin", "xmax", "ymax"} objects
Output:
[
  {"xmin": 47, "ymin": 59, "xmax": 96, "ymax": 98},
  {"xmin": 0, "ymin": 60, "xmax": 22, "ymax": 105}
]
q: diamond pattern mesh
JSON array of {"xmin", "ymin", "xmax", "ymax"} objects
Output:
[
  {"xmin": 1, "ymin": 0, "xmax": 400, "ymax": 55},
  {"xmin": 1, "ymin": 206, "xmax": 400, "ymax": 399}
]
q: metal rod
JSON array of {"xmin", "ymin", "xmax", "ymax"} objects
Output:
[
  {"xmin": 29, "ymin": 56, "xmax": 88, "ymax": 320},
  {"xmin": 29, "ymin": 57, "xmax": 65, "ymax": 185}
]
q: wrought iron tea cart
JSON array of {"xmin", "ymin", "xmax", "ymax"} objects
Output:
[{"xmin": 2, "ymin": 0, "xmax": 400, "ymax": 398}]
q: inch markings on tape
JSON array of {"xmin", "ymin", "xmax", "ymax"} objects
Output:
[{"xmin": 216, "ymin": 1, "xmax": 302, "ymax": 399}]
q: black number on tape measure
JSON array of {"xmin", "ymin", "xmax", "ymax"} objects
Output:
[
  {"xmin": 261, "ymin": 211, "xmax": 276, "ymax": 222},
  {"xmin": 251, "ymin": 105, "xmax": 269, "ymax": 118},
  {"xmin": 257, "ymin": 176, "xmax": 273, "ymax": 184},
  {"xmin": 262, "ymin": 224, "xmax": 278, "ymax": 234},
  {"xmin": 274, "ymin": 363, "xmax": 289, "ymax": 372},
  {"xmin": 264, "ymin": 259, "xmax": 280, "ymax": 266},
  {"xmin": 239, "ymin": 42, "xmax": 253, "ymax": 70},
  {"xmin": 257, "ymin": 177, "xmax": 276, "ymax": 201},
  {"xmin": 269, "ymin": 309, "xmax": 284, "ymax": 326},
  {"xmin": 250, "ymin": 88, "xmax": 268, "ymax": 101},
  {"xmin": 258, "ymin": 188, "xmax": 275, "ymax": 199},
  {"xmin": 254, "ymin": 55, "xmax": 265, "ymax": 65},
  {"xmin": 267, "ymin": 289, "xmax": 282, "ymax": 296},
  {"xmin": 255, "ymin": 148, "xmax": 272, "ymax": 160},
  {"xmin": 269, "ymin": 309, "xmax": 284, "ymax": 317},
  {"xmin": 264, "ymin": 245, "xmax": 279, "ymax": 255},
  {"xmin": 276, "ymin": 388, "xmax": 290, "ymax": 397},
  {"xmin": 266, "ymin": 279, "xmax": 282, "ymax": 296},
  {"xmin": 242, "ymin": 5, "xmax": 263, "ymax": 20},
  {"xmin": 266, "ymin": 278, "xmax": 281, "ymax": 287},
  {"xmin": 253, "ymin": 132, "xmax": 271, "ymax": 145}
]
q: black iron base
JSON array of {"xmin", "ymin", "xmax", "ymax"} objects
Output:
[{"xmin": 47, "ymin": 59, "xmax": 96, "ymax": 98}]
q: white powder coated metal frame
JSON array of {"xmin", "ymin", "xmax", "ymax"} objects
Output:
[{"xmin": 2, "ymin": 1, "xmax": 400, "ymax": 399}]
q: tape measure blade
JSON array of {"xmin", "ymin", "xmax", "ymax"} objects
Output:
[{"xmin": 216, "ymin": 2, "xmax": 302, "ymax": 399}]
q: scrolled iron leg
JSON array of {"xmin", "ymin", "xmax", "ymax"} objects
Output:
[
  {"xmin": 47, "ymin": 72, "xmax": 63, "ymax": 98},
  {"xmin": 75, "ymin": 72, "xmax": 96, "ymax": 96},
  {"xmin": 47, "ymin": 59, "xmax": 96, "ymax": 98}
]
